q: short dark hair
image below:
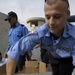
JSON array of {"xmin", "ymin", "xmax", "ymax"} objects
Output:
[{"xmin": 45, "ymin": 0, "xmax": 69, "ymax": 9}]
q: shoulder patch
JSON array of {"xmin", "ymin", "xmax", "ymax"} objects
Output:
[
  {"xmin": 21, "ymin": 31, "xmax": 36, "ymax": 40},
  {"xmin": 22, "ymin": 31, "xmax": 35, "ymax": 38},
  {"xmin": 29, "ymin": 31, "xmax": 34, "ymax": 34}
]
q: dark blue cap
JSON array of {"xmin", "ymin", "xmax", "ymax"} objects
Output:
[{"xmin": 5, "ymin": 11, "xmax": 17, "ymax": 21}]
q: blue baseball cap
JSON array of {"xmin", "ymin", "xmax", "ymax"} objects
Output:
[{"xmin": 5, "ymin": 11, "xmax": 17, "ymax": 21}]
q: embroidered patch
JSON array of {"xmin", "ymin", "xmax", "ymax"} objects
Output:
[
  {"xmin": 29, "ymin": 31, "xmax": 34, "ymax": 34},
  {"xmin": 21, "ymin": 31, "xmax": 34, "ymax": 39},
  {"xmin": 58, "ymin": 46, "xmax": 70, "ymax": 51}
]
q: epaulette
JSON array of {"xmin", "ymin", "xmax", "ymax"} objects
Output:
[{"xmin": 21, "ymin": 24, "xmax": 25, "ymax": 27}]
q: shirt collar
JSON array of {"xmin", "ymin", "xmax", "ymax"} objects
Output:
[
  {"xmin": 62, "ymin": 22, "xmax": 68, "ymax": 37},
  {"xmin": 15, "ymin": 22, "xmax": 20, "ymax": 27},
  {"xmin": 12, "ymin": 22, "xmax": 20, "ymax": 28},
  {"xmin": 45, "ymin": 31, "xmax": 50, "ymax": 37},
  {"xmin": 62, "ymin": 21, "xmax": 75, "ymax": 39},
  {"xmin": 38, "ymin": 22, "xmax": 73, "ymax": 38}
]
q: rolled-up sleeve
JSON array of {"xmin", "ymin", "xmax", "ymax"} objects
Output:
[{"xmin": 7, "ymin": 42, "xmax": 20, "ymax": 62}]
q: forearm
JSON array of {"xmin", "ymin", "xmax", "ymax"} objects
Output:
[
  {"xmin": 72, "ymin": 69, "xmax": 75, "ymax": 75},
  {"xmin": 6, "ymin": 58, "xmax": 17, "ymax": 75},
  {"xmin": 72, "ymin": 73, "xmax": 75, "ymax": 75}
]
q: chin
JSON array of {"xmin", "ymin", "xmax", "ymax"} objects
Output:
[{"xmin": 50, "ymin": 30, "xmax": 56, "ymax": 34}]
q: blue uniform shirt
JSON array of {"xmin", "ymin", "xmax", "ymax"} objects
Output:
[
  {"xmin": 7, "ymin": 22, "xmax": 75, "ymax": 73},
  {"xmin": 6, "ymin": 22, "xmax": 28, "ymax": 52}
]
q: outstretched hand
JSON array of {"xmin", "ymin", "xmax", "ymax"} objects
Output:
[{"xmin": 4, "ymin": 52, "xmax": 8, "ymax": 58}]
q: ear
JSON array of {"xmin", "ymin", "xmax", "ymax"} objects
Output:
[{"xmin": 66, "ymin": 10, "xmax": 70, "ymax": 19}]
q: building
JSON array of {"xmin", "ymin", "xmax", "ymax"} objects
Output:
[{"xmin": 26, "ymin": 17, "xmax": 45, "ymax": 31}]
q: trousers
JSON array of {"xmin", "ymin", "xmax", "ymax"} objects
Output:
[{"xmin": 50, "ymin": 57, "xmax": 74, "ymax": 75}]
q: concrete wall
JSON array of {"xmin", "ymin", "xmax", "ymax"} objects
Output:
[{"xmin": 0, "ymin": 12, "xmax": 10, "ymax": 55}]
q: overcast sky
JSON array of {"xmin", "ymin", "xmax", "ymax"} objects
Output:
[{"xmin": 0, "ymin": 0, "xmax": 75, "ymax": 24}]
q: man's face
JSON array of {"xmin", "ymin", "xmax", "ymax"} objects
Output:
[
  {"xmin": 8, "ymin": 17, "xmax": 17, "ymax": 26},
  {"xmin": 44, "ymin": 1, "xmax": 70, "ymax": 36}
]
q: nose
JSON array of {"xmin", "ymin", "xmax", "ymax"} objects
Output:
[{"xmin": 49, "ymin": 17, "xmax": 55, "ymax": 25}]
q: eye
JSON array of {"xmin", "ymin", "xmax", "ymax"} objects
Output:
[
  {"xmin": 45, "ymin": 15, "xmax": 50, "ymax": 20},
  {"xmin": 54, "ymin": 15, "xmax": 61, "ymax": 19},
  {"xmin": 8, "ymin": 18, "xmax": 11, "ymax": 22}
]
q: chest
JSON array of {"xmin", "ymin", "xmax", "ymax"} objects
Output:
[
  {"xmin": 41, "ymin": 37, "xmax": 74, "ymax": 52},
  {"xmin": 8, "ymin": 27, "xmax": 22, "ymax": 37}
]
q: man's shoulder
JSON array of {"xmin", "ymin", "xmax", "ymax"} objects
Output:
[
  {"xmin": 34, "ymin": 24, "xmax": 49, "ymax": 38},
  {"xmin": 20, "ymin": 24, "xmax": 27, "ymax": 29},
  {"xmin": 67, "ymin": 23, "xmax": 75, "ymax": 39},
  {"xmin": 20, "ymin": 24, "xmax": 25, "ymax": 28},
  {"xmin": 25, "ymin": 24, "xmax": 48, "ymax": 38},
  {"xmin": 17, "ymin": 22, "xmax": 25, "ymax": 27},
  {"xmin": 35, "ymin": 24, "xmax": 48, "ymax": 32},
  {"xmin": 16, "ymin": 23, "xmax": 28, "ymax": 32}
]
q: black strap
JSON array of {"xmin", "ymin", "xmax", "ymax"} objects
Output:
[{"xmin": 25, "ymin": 52, "xmax": 31, "ymax": 61}]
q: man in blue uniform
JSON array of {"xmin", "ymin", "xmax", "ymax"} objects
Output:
[
  {"xmin": 4, "ymin": 11, "xmax": 32, "ymax": 72},
  {"xmin": 6, "ymin": 0, "xmax": 75, "ymax": 75},
  {"xmin": 40, "ymin": 15, "xmax": 75, "ymax": 67}
]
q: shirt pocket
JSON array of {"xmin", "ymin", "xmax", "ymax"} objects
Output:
[
  {"xmin": 14, "ymin": 31, "xmax": 22, "ymax": 37},
  {"xmin": 56, "ymin": 47, "xmax": 71, "ymax": 57}
]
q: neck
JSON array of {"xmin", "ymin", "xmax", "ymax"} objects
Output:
[{"xmin": 50, "ymin": 33, "xmax": 62, "ymax": 40}]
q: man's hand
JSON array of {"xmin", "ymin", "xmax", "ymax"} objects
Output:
[
  {"xmin": 28, "ymin": 52, "xmax": 32, "ymax": 57},
  {"xmin": 4, "ymin": 52, "xmax": 8, "ymax": 58}
]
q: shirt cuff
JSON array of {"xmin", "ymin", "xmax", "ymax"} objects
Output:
[{"xmin": 7, "ymin": 50, "xmax": 20, "ymax": 62}]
